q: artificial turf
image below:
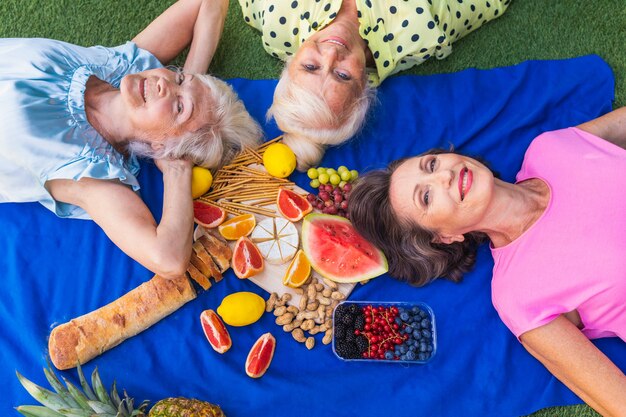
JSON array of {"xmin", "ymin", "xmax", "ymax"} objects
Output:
[{"xmin": 1, "ymin": 1, "xmax": 622, "ymax": 416}]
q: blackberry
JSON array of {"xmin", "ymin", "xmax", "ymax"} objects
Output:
[
  {"xmin": 335, "ymin": 341, "xmax": 360, "ymax": 359},
  {"xmin": 335, "ymin": 327, "xmax": 346, "ymax": 340},
  {"xmin": 341, "ymin": 313, "xmax": 354, "ymax": 325},
  {"xmin": 345, "ymin": 332, "xmax": 356, "ymax": 343},
  {"xmin": 335, "ymin": 304, "xmax": 349, "ymax": 317},
  {"xmin": 334, "ymin": 322, "xmax": 347, "ymax": 335},
  {"xmin": 348, "ymin": 304, "xmax": 360, "ymax": 315},
  {"xmin": 354, "ymin": 314, "xmax": 365, "ymax": 330},
  {"xmin": 355, "ymin": 335, "xmax": 369, "ymax": 352}
]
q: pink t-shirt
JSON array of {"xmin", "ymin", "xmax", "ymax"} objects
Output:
[{"xmin": 491, "ymin": 127, "xmax": 626, "ymax": 341}]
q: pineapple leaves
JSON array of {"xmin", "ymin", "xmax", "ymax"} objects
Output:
[
  {"xmin": 16, "ymin": 371, "xmax": 70, "ymax": 411},
  {"xmin": 76, "ymin": 363, "xmax": 98, "ymax": 401},
  {"xmin": 17, "ymin": 362, "xmax": 149, "ymax": 417},
  {"xmin": 15, "ymin": 405, "xmax": 65, "ymax": 417}
]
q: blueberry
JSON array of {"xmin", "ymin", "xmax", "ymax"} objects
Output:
[
  {"xmin": 421, "ymin": 329, "xmax": 432, "ymax": 339},
  {"xmin": 384, "ymin": 351, "xmax": 394, "ymax": 360},
  {"xmin": 395, "ymin": 317, "xmax": 402, "ymax": 326},
  {"xmin": 411, "ymin": 306, "xmax": 422, "ymax": 314},
  {"xmin": 404, "ymin": 325, "xmax": 413, "ymax": 333},
  {"xmin": 406, "ymin": 350, "xmax": 416, "ymax": 360},
  {"xmin": 409, "ymin": 345, "xmax": 417, "ymax": 352},
  {"xmin": 400, "ymin": 344, "xmax": 408, "ymax": 354},
  {"xmin": 427, "ymin": 345, "xmax": 433, "ymax": 352},
  {"xmin": 421, "ymin": 318, "xmax": 431, "ymax": 328},
  {"xmin": 420, "ymin": 342, "xmax": 428, "ymax": 352},
  {"xmin": 394, "ymin": 348, "xmax": 401, "ymax": 356},
  {"xmin": 400, "ymin": 354, "xmax": 407, "ymax": 361},
  {"xmin": 400, "ymin": 312, "xmax": 410, "ymax": 321},
  {"xmin": 419, "ymin": 311, "xmax": 428, "ymax": 319},
  {"xmin": 412, "ymin": 330, "xmax": 421, "ymax": 339}
]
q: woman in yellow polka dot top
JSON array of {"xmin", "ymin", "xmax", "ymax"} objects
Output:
[{"xmin": 239, "ymin": 0, "xmax": 510, "ymax": 170}]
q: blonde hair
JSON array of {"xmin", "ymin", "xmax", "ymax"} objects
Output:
[
  {"xmin": 129, "ymin": 74, "xmax": 262, "ymax": 169},
  {"xmin": 267, "ymin": 64, "xmax": 374, "ymax": 171}
]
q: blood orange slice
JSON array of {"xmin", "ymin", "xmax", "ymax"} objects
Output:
[
  {"xmin": 200, "ymin": 309, "xmax": 232, "ymax": 354},
  {"xmin": 232, "ymin": 236, "xmax": 264, "ymax": 279},
  {"xmin": 193, "ymin": 200, "xmax": 226, "ymax": 228},
  {"xmin": 276, "ymin": 187, "xmax": 312, "ymax": 222},
  {"xmin": 218, "ymin": 213, "xmax": 256, "ymax": 240}
]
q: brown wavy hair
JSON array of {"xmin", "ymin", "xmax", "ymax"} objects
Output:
[{"xmin": 348, "ymin": 150, "xmax": 489, "ymax": 287}]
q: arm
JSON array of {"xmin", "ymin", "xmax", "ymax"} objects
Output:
[
  {"xmin": 46, "ymin": 160, "xmax": 194, "ymax": 279},
  {"xmin": 577, "ymin": 106, "xmax": 626, "ymax": 149},
  {"xmin": 132, "ymin": 0, "xmax": 229, "ymax": 73},
  {"xmin": 520, "ymin": 316, "xmax": 626, "ymax": 417}
]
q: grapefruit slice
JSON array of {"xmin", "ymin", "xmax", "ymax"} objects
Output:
[
  {"xmin": 276, "ymin": 187, "xmax": 312, "ymax": 222},
  {"xmin": 282, "ymin": 249, "xmax": 311, "ymax": 288},
  {"xmin": 301, "ymin": 213, "xmax": 388, "ymax": 283},
  {"xmin": 232, "ymin": 236, "xmax": 264, "ymax": 279},
  {"xmin": 250, "ymin": 217, "xmax": 298, "ymax": 264},
  {"xmin": 245, "ymin": 333, "xmax": 276, "ymax": 378},
  {"xmin": 200, "ymin": 309, "xmax": 232, "ymax": 354},
  {"xmin": 193, "ymin": 200, "xmax": 226, "ymax": 228},
  {"xmin": 218, "ymin": 213, "xmax": 256, "ymax": 240}
]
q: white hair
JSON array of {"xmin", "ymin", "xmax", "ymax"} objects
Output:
[
  {"xmin": 267, "ymin": 64, "xmax": 375, "ymax": 171},
  {"xmin": 128, "ymin": 74, "xmax": 262, "ymax": 169}
]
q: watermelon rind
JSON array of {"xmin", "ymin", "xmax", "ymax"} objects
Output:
[{"xmin": 301, "ymin": 213, "xmax": 388, "ymax": 283}]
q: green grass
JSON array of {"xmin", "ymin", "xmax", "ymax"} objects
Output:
[{"xmin": 1, "ymin": 1, "xmax": 622, "ymax": 416}]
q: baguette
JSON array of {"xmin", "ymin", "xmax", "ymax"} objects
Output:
[{"xmin": 49, "ymin": 274, "xmax": 196, "ymax": 370}]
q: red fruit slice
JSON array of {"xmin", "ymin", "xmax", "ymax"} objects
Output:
[
  {"xmin": 245, "ymin": 332, "xmax": 276, "ymax": 378},
  {"xmin": 276, "ymin": 187, "xmax": 312, "ymax": 222},
  {"xmin": 232, "ymin": 236, "xmax": 264, "ymax": 279},
  {"xmin": 200, "ymin": 309, "xmax": 232, "ymax": 354},
  {"xmin": 194, "ymin": 200, "xmax": 226, "ymax": 228}
]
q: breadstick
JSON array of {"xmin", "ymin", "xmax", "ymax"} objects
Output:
[{"xmin": 48, "ymin": 274, "xmax": 196, "ymax": 370}]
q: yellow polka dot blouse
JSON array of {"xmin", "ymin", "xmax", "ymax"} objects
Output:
[{"xmin": 238, "ymin": 0, "xmax": 510, "ymax": 86}]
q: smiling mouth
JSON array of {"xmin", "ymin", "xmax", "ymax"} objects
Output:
[
  {"xmin": 459, "ymin": 167, "xmax": 472, "ymax": 201},
  {"xmin": 139, "ymin": 78, "xmax": 147, "ymax": 103},
  {"xmin": 321, "ymin": 37, "xmax": 348, "ymax": 50}
]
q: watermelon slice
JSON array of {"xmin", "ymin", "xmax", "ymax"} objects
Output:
[{"xmin": 301, "ymin": 213, "xmax": 388, "ymax": 283}]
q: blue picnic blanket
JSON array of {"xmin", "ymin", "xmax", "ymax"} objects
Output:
[{"xmin": 2, "ymin": 55, "xmax": 624, "ymax": 416}]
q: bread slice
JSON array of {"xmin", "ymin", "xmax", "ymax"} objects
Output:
[
  {"xmin": 192, "ymin": 240, "xmax": 223, "ymax": 282},
  {"xmin": 198, "ymin": 233, "xmax": 232, "ymax": 272},
  {"xmin": 186, "ymin": 262, "xmax": 212, "ymax": 290}
]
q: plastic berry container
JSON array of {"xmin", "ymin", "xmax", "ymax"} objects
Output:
[{"xmin": 332, "ymin": 301, "xmax": 437, "ymax": 364}]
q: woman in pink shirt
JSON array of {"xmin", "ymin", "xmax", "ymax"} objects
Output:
[{"xmin": 348, "ymin": 107, "xmax": 626, "ymax": 416}]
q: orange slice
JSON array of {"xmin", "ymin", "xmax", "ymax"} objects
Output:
[
  {"xmin": 276, "ymin": 187, "xmax": 313, "ymax": 222},
  {"xmin": 232, "ymin": 237, "xmax": 264, "ymax": 279},
  {"xmin": 282, "ymin": 250, "xmax": 311, "ymax": 288},
  {"xmin": 218, "ymin": 213, "xmax": 256, "ymax": 240}
]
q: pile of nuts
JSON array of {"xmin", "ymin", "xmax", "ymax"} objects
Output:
[{"xmin": 266, "ymin": 277, "xmax": 346, "ymax": 350}]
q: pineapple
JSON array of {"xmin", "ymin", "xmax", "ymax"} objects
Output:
[{"xmin": 16, "ymin": 363, "xmax": 225, "ymax": 417}]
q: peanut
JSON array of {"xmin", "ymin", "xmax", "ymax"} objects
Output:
[
  {"xmin": 294, "ymin": 288, "xmax": 304, "ymax": 295},
  {"xmin": 275, "ymin": 312, "xmax": 294, "ymax": 325},
  {"xmin": 292, "ymin": 328, "xmax": 306, "ymax": 343},
  {"xmin": 308, "ymin": 325, "xmax": 322, "ymax": 335},
  {"xmin": 273, "ymin": 306, "xmax": 287, "ymax": 316},
  {"xmin": 306, "ymin": 300, "xmax": 320, "ymax": 311},
  {"xmin": 283, "ymin": 323, "xmax": 298, "ymax": 332},
  {"xmin": 322, "ymin": 278, "xmax": 338, "ymax": 290},
  {"xmin": 266, "ymin": 293, "xmax": 278, "ymax": 312},
  {"xmin": 322, "ymin": 329, "xmax": 333, "ymax": 345},
  {"xmin": 331, "ymin": 291, "xmax": 346, "ymax": 300},
  {"xmin": 317, "ymin": 296, "xmax": 332, "ymax": 306},
  {"xmin": 279, "ymin": 293, "xmax": 292, "ymax": 305},
  {"xmin": 314, "ymin": 283, "xmax": 324, "ymax": 292},
  {"xmin": 291, "ymin": 319, "xmax": 303, "ymax": 328},
  {"xmin": 296, "ymin": 312, "xmax": 306, "ymax": 321},
  {"xmin": 287, "ymin": 305, "xmax": 299, "ymax": 315},
  {"xmin": 305, "ymin": 337, "xmax": 315, "ymax": 350},
  {"xmin": 301, "ymin": 319, "xmax": 315, "ymax": 331},
  {"xmin": 322, "ymin": 288, "xmax": 332, "ymax": 298},
  {"xmin": 303, "ymin": 311, "xmax": 317, "ymax": 320},
  {"xmin": 316, "ymin": 305, "xmax": 326, "ymax": 318},
  {"xmin": 299, "ymin": 295, "xmax": 308, "ymax": 311},
  {"xmin": 307, "ymin": 284, "xmax": 317, "ymax": 300}
]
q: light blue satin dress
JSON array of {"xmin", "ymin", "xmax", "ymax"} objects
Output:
[{"xmin": 0, "ymin": 38, "xmax": 162, "ymax": 219}]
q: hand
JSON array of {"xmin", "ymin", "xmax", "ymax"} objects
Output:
[{"xmin": 154, "ymin": 157, "xmax": 193, "ymax": 174}]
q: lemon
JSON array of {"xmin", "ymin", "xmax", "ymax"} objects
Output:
[
  {"xmin": 217, "ymin": 292, "xmax": 265, "ymax": 327},
  {"xmin": 191, "ymin": 166, "xmax": 213, "ymax": 198},
  {"xmin": 263, "ymin": 143, "xmax": 296, "ymax": 178}
]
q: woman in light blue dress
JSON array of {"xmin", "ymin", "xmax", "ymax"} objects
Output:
[{"xmin": 0, "ymin": 0, "xmax": 261, "ymax": 278}]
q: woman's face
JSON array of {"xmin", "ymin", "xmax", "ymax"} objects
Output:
[
  {"xmin": 288, "ymin": 24, "xmax": 367, "ymax": 114},
  {"xmin": 120, "ymin": 68, "xmax": 212, "ymax": 142},
  {"xmin": 389, "ymin": 153, "xmax": 495, "ymax": 242}
]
